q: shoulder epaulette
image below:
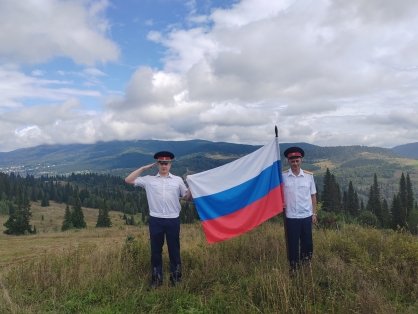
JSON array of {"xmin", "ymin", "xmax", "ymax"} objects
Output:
[
  {"xmin": 303, "ymin": 170, "xmax": 313, "ymax": 175},
  {"xmin": 282, "ymin": 169, "xmax": 289, "ymax": 173}
]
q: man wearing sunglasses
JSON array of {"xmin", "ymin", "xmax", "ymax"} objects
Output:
[
  {"xmin": 125, "ymin": 151, "xmax": 190, "ymax": 287},
  {"xmin": 282, "ymin": 146, "xmax": 317, "ymax": 273}
]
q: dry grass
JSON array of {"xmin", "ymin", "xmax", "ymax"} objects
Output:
[
  {"xmin": 0, "ymin": 205, "xmax": 417, "ymax": 313},
  {"xmin": 313, "ymin": 160, "xmax": 337, "ymax": 171},
  {"xmin": 0, "ymin": 201, "xmax": 137, "ymax": 268}
]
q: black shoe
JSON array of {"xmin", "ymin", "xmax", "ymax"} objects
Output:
[
  {"xmin": 169, "ymin": 265, "xmax": 182, "ymax": 286},
  {"xmin": 150, "ymin": 278, "xmax": 162, "ymax": 288},
  {"xmin": 169, "ymin": 275, "xmax": 182, "ymax": 286},
  {"xmin": 150, "ymin": 268, "xmax": 162, "ymax": 288},
  {"xmin": 301, "ymin": 256, "xmax": 312, "ymax": 267}
]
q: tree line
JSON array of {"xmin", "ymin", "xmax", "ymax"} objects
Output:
[
  {"xmin": 320, "ymin": 168, "xmax": 418, "ymax": 234},
  {"xmin": 0, "ymin": 172, "xmax": 198, "ymax": 235},
  {"xmin": 1, "ymin": 169, "xmax": 417, "ymax": 235}
]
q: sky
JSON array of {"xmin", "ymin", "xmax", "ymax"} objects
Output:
[{"xmin": 1, "ymin": 0, "xmax": 418, "ymax": 152}]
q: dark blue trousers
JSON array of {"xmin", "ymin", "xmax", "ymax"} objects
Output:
[
  {"xmin": 149, "ymin": 216, "xmax": 181, "ymax": 278},
  {"xmin": 286, "ymin": 216, "xmax": 313, "ymax": 270}
]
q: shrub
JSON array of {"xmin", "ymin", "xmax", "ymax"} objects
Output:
[{"xmin": 357, "ymin": 211, "xmax": 378, "ymax": 227}]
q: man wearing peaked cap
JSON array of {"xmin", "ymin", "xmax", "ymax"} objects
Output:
[
  {"xmin": 284, "ymin": 146, "xmax": 305, "ymax": 159},
  {"xmin": 282, "ymin": 146, "xmax": 317, "ymax": 274},
  {"xmin": 125, "ymin": 150, "xmax": 191, "ymax": 288},
  {"xmin": 154, "ymin": 151, "xmax": 175, "ymax": 161}
]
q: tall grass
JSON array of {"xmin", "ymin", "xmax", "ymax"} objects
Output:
[{"xmin": 1, "ymin": 222, "xmax": 417, "ymax": 313}]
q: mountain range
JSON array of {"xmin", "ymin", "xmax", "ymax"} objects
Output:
[
  {"xmin": 0, "ymin": 139, "xmax": 417, "ymax": 201},
  {"xmin": 392, "ymin": 142, "xmax": 418, "ymax": 159}
]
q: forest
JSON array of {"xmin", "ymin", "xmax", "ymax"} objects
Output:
[{"xmin": 1, "ymin": 168, "xmax": 417, "ymax": 235}]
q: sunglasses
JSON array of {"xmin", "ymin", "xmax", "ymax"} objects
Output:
[{"xmin": 158, "ymin": 161, "xmax": 171, "ymax": 165}]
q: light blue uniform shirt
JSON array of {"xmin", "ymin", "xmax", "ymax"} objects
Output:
[
  {"xmin": 282, "ymin": 168, "xmax": 316, "ymax": 219},
  {"xmin": 134, "ymin": 172, "xmax": 188, "ymax": 218}
]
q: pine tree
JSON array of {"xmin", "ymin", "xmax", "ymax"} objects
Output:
[
  {"xmin": 21, "ymin": 190, "xmax": 33, "ymax": 233},
  {"xmin": 3, "ymin": 204, "xmax": 18, "ymax": 234},
  {"xmin": 61, "ymin": 204, "xmax": 73, "ymax": 231},
  {"xmin": 391, "ymin": 194, "xmax": 403, "ymax": 229},
  {"xmin": 392, "ymin": 173, "xmax": 409, "ymax": 229},
  {"xmin": 342, "ymin": 191, "xmax": 347, "ymax": 212},
  {"xmin": 346, "ymin": 181, "xmax": 359, "ymax": 216},
  {"xmin": 407, "ymin": 204, "xmax": 418, "ymax": 234},
  {"xmin": 367, "ymin": 174, "xmax": 382, "ymax": 225},
  {"xmin": 41, "ymin": 192, "xmax": 50, "ymax": 207},
  {"xmin": 321, "ymin": 168, "xmax": 332, "ymax": 211},
  {"xmin": 398, "ymin": 173, "xmax": 408, "ymax": 220},
  {"xmin": 381, "ymin": 198, "xmax": 391, "ymax": 228},
  {"xmin": 30, "ymin": 187, "xmax": 37, "ymax": 202},
  {"xmin": 96, "ymin": 202, "xmax": 112, "ymax": 228},
  {"xmin": 3, "ymin": 189, "xmax": 33, "ymax": 235},
  {"xmin": 354, "ymin": 191, "xmax": 359, "ymax": 212},
  {"xmin": 406, "ymin": 173, "xmax": 416, "ymax": 232},
  {"xmin": 406, "ymin": 174, "xmax": 414, "ymax": 215},
  {"xmin": 71, "ymin": 190, "xmax": 86, "ymax": 229},
  {"xmin": 321, "ymin": 169, "xmax": 341, "ymax": 212}
]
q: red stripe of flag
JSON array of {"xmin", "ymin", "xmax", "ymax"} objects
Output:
[{"xmin": 201, "ymin": 184, "xmax": 284, "ymax": 243}]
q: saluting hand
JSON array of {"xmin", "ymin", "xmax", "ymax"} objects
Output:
[{"xmin": 143, "ymin": 162, "xmax": 157, "ymax": 170}]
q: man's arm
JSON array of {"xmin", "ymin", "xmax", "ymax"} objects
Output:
[
  {"xmin": 182, "ymin": 189, "xmax": 192, "ymax": 201},
  {"xmin": 125, "ymin": 163, "xmax": 156, "ymax": 185}
]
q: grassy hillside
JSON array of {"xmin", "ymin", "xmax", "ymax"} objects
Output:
[
  {"xmin": 0, "ymin": 204, "xmax": 417, "ymax": 313},
  {"xmin": 0, "ymin": 202, "xmax": 133, "ymax": 268}
]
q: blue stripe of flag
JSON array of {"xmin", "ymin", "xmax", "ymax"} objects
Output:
[{"xmin": 194, "ymin": 160, "xmax": 282, "ymax": 221}]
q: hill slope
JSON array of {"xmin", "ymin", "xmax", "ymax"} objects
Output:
[
  {"xmin": 0, "ymin": 140, "xmax": 400, "ymax": 175},
  {"xmin": 392, "ymin": 142, "xmax": 418, "ymax": 159},
  {"xmin": 0, "ymin": 139, "xmax": 418, "ymax": 200},
  {"xmin": 0, "ymin": 139, "xmax": 259, "ymax": 176}
]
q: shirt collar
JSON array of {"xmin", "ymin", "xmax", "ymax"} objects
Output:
[
  {"xmin": 287, "ymin": 168, "xmax": 305, "ymax": 177},
  {"xmin": 156, "ymin": 172, "xmax": 173, "ymax": 178}
]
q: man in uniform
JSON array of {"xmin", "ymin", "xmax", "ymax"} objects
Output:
[
  {"xmin": 282, "ymin": 146, "xmax": 317, "ymax": 272},
  {"xmin": 125, "ymin": 151, "xmax": 190, "ymax": 287}
]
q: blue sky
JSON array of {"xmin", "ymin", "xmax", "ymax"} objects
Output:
[{"xmin": 1, "ymin": 0, "xmax": 418, "ymax": 152}]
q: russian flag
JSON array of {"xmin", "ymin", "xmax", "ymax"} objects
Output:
[{"xmin": 186, "ymin": 138, "xmax": 284, "ymax": 243}]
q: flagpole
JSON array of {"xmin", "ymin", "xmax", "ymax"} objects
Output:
[{"xmin": 275, "ymin": 126, "xmax": 289, "ymax": 263}]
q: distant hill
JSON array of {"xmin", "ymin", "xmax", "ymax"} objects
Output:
[
  {"xmin": 0, "ymin": 139, "xmax": 418, "ymax": 201},
  {"xmin": 0, "ymin": 140, "xmax": 260, "ymax": 176},
  {"xmin": 392, "ymin": 142, "xmax": 418, "ymax": 159},
  {"xmin": 0, "ymin": 140, "xmax": 395, "ymax": 176}
]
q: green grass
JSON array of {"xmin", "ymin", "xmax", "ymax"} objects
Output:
[{"xmin": 1, "ymin": 205, "xmax": 417, "ymax": 313}]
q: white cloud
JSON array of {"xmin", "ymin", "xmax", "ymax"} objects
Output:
[
  {"xmin": 0, "ymin": 0, "xmax": 119, "ymax": 65},
  {"xmin": 99, "ymin": 0, "xmax": 418, "ymax": 148},
  {"xmin": 211, "ymin": 0, "xmax": 294, "ymax": 28},
  {"xmin": 0, "ymin": 67, "xmax": 100, "ymax": 110},
  {"xmin": 83, "ymin": 68, "xmax": 106, "ymax": 77},
  {"xmin": 1, "ymin": 0, "xmax": 418, "ymax": 151},
  {"xmin": 0, "ymin": 99, "xmax": 101, "ymax": 150},
  {"xmin": 31, "ymin": 70, "xmax": 45, "ymax": 77}
]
